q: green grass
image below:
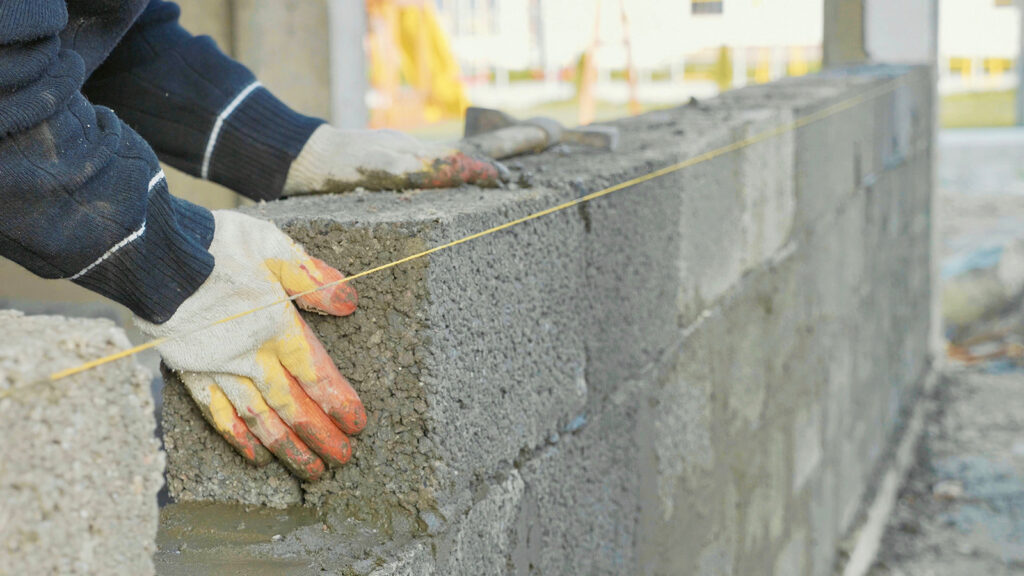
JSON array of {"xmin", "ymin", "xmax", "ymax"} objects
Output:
[{"xmin": 941, "ymin": 90, "xmax": 1016, "ymax": 128}]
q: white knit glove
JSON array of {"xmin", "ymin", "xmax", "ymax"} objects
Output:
[
  {"xmin": 137, "ymin": 211, "xmax": 363, "ymax": 481},
  {"xmin": 283, "ymin": 125, "xmax": 505, "ymax": 194}
]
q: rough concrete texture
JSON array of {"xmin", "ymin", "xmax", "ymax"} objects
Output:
[
  {"xmin": 515, "ymin": 97, "xmax": 798, "ymax": 395},
  {"xmin": 162, "ymin": 367, "xmax": 303, "ymax": 507},
  {"xmin": 158, "ymin": 66, "xmax": 934, "ymax": 574},
  {"xmin": 164, "ymin": 186, "xmax": 588, "ymax": 527},
  {"xmin": 0, "ymin": 311, "xmax": 163, "ymax": 576}
]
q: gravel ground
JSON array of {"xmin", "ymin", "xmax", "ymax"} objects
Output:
[{"xmin": 869, "ymin": 369, "xmax": 1024, "ymax": 576}]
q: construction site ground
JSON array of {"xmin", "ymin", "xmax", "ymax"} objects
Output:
[{"xmin": 870, "ymin": 128, "xmax": 1024, "ymax": 575}]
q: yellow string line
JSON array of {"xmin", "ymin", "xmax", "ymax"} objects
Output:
[{"xmin": 29, "ymin": 79, "xmax": 896, "ymax": 390}]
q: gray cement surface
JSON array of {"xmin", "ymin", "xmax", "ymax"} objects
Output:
[
  {"xmin": 155, "ymin": 66, "xmax": 935, "ymax": 575},
  {"xmin": 164, "ymin": 185, "xmax": 588, "ymax": 527},
  {"xmin": 0, "ymin": 311, "xmax": 164, "ymax": 576}
]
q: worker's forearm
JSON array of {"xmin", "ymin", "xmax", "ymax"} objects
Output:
[
  {"xmin": 83, "ymin": 0, "xmax": 324, "ymax": 202},
  {"xmin": 0, "ymin": 0, "xmax": 215, "ymax": 324}
]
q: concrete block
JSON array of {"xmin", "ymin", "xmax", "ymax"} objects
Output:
[
  {"xmin": 633, "ymin": 254, "xmax": 817, "ymax": 572},
  {"xmin": 649, "ymin": 338, "xmax": 714, "ymax": 523},
  {"xmin": 0, "ymin": 311, "xmax": 163, "ymax": 576},
  {"xmin": 513, "ymin": 398, "xmax": 640, "ymax": 575},
  {"xmin": 668, "ymin": 261, "xmax": 808, "ymax": 567},
  {"xmin": 435, "ymin": 471, "xmax": 524, "ymax": 575},
  {"xmin": 515, "ymin": 107, "xmax": 731, "ymax": 395},
  {"xmin": 636, "ymin": 388, "xmax": 740, "ymax": 575},
  {"xmin": 778, "ymin": 68, "xmax": 934, "ymax": 236},
  {"xmin": 516, "ymin": 103, "xmax": 796, "ymax": 399},
  {"xmin": 808, "ymin": 467, "xmax": 839, "ymax": 576},
  {"xmin": 369, "ymin": 543, "xmax": 435, "ymax": 576},
  {"xmin": 154, "ymin": 65, "xmax": 935, "ymax": 576},
  {"xmin": 792, "ymin": 405, "xmax": 824, "ymax": 496},
  {"xmin": 739, "ymin": 110, "xmax": 797, "ymax": 269},
  {"xmin": 773, "ymin": 529, "xmax": 808, "ymax": 576},
  {"xmin": 163, "ymin": 187, "xmax": 587, "ymax": 526},
  {"xmin": 162, "ymin": 369, "xmax": 303, "ymax": 508},
  {"xmin": 837, "ymin": 417, "xmax": 870, "ymax": 532},
  {"xmin": 695, "ymin": 543, "xmax": 737, "ymax": 576},
  {"xmin": 738, "ymin": 426, "xmax": 789, "ymax": 563},
  {"xmin": 791, "ymin": 88, "xmax": 878, "ymax": 233},
  {"xmin": 232, "ymin": 0, "xmax": 332, "ymax": 119}
]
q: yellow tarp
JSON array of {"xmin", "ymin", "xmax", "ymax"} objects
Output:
[{"xmin": 368, "ymin": 1, "xmax": 468, "ymax": 124}]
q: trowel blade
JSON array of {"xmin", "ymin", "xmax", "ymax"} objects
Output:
[
  {"xmin": 562, "ymin": 125, "xmax": 619, "ymax": 152},
  {"xmin": 464, "ymin": 107, "xmax": 518, "ymax": 138}
]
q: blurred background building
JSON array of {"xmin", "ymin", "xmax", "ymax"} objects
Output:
[
  {"xmin": 939, "ymin": 0, "xmax": 1021, "ymax": 127},
  {"xmin": 368, "ymin": 0, "xmax": 823, "ymax": 130},
  {"xmin": 1, "ymin": 0, "xmax": 1020, "ymax": 350}
]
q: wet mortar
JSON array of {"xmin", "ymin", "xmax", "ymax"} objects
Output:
[{"xmin": 154, "ymin": 501, "xmax": 416, "ymax": 575}]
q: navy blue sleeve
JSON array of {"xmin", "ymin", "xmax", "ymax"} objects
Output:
[
  {"xmin": 0, "ymin": 0, "xmax": 215, "ymax": 324},
  {"xmin": 83, "ymin": 0, "xmax": 325, "ymax": 202}
]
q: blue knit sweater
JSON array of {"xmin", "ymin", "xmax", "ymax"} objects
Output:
[{"xmin": 0, "ymin": 0, "xmax": 325, "ymax": 323}]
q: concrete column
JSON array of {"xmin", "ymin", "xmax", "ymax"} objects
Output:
[
  {"xmin": 231, "ymin": 0, "xmax": 333, "ymax": 120},
  {"xmin": 865, "ymin": 0, "xmax": 938, "ymax": 64},
  {"xmin": 823, "ymin": 0, "xmax": 868, "ymax": 67},
  {"xmin": 327, "ymin": 0, "xmax": 369, "ymax": 129},
  {"xmin": 824, "ymin": 0, "xmax": 938, "ymax": 67}
]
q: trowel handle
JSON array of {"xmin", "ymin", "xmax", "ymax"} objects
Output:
[{"xmin": 458, "ymin": 125, "xmax": 552, "ymax": 161}]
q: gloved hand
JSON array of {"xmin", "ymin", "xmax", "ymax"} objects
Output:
[
  {"xmin": 283, "ymin": 125, "xmax": 507, "ymax": 194},
  {"xmin": 138, "ymin": 211, "xmax": 363, "ymax": 481}
]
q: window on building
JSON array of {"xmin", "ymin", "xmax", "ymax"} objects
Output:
[{"xmin": 692, "ymin": 0, "xmax": 723, "ymax": 15}]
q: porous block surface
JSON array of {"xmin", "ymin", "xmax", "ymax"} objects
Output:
[
  {"xmin": 0, "ymin": 311, "xmax": 163, "ymax": 576},
  {"xmin": 158, "ymin": 65, "xmax": 936, "ymax": 575},
  {"xmin": 164, "ymin": 187, "xmax": 588, "ymax": 529}
]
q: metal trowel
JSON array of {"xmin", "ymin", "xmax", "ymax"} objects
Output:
[{"xmin": 458, "ymin": 107, "xmax": 619, "ymax": 161}]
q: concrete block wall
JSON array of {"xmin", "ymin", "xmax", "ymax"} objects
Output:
[
  {"xmin": 0, "ymin": 311, "xmax": 163, "ymax": 576},
  {"xmin": 157, "ymin": 65, "xmax": 934, "ymax": 574}
]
